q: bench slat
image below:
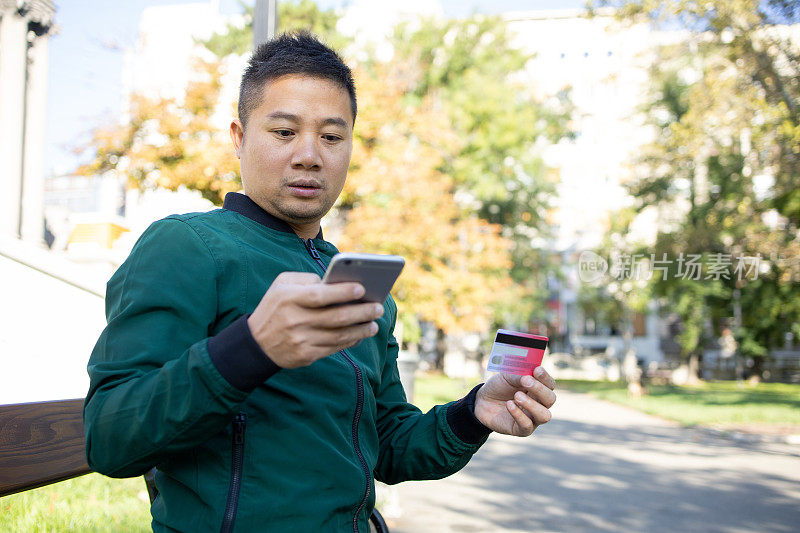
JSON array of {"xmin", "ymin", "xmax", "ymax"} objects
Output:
[{"xmin": 0, "ymin": 399, "xmax": 91, "ymax": 497}]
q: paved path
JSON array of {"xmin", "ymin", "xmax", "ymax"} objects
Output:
[{"xmin": 383, "ymin": 390, "xmax": 800, "ymax": 532}]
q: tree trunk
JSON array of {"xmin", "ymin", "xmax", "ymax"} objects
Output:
[
  {"xmin": 434, "ymin": 328, "xmax": 446, "ymax": 371},
  {"xmin": 686, "ymin": 353, "xmax": 702, "ymax": 385}
]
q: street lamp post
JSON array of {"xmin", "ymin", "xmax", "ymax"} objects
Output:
[{"xmin": 253, "ymin": 0, "xmax": 278, "ymax": 48}]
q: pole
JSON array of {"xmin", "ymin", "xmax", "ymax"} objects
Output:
[
  {"xmin": 733, "ymin": 287, "xmax": 743, "ymax": 381},
  {"xmin": 253, "ymin": 0, "xmax": 278, "ymax": 48}
]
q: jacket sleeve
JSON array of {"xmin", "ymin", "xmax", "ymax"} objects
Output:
[
  {"xmin": 83, "ymin": 218, "xmax": 276, "ymax": 478},
  {"xmin": 372, "ymin": 301, "xmax": 491, "ymax": 485}
]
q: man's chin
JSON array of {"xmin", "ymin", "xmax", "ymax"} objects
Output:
[{"xmin": 274, "ymin": 204, "xmax": 329, "ymax": 227}]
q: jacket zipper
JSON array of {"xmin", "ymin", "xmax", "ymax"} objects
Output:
[
  {"xmin": 303, "ymin": 238, "xmax": 371, "ymax": 533},
  {"xmin": 220, "ymin": 413, "xmax": 247, "ymax": 533}
]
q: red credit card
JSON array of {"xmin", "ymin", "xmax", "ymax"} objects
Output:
[{"xmin": 486, "ymin": 329, "xmax": 549, "ymax": 376}]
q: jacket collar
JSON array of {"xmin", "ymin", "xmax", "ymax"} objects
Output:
[{"xmin": 223, "ymin": 192, "xmax": 323, "ymax": 240}]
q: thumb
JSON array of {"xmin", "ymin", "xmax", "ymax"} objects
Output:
[
  {"xmin": 500, "ymin": 373, "xmax": 525, "ymax": 388},
  {"xmin": 484, "ymin": 373, "xmax": 525, "ymax": 399}
]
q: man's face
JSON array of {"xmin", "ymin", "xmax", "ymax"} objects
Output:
[{"xmin": 230, "ymin": 74, "xmax": 353, "ymax": 235}]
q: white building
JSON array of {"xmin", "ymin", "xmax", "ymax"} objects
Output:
[
  {"xmin": 0, "ymin": 0, "xmax": 55, "ymax": 245},
  {"xmin": 0, "ymin": 1, "xmax": 112, "ymax": 405},
  {"xmin": 508, "ymin": 9, "xmax": 666, "ymax": 252}
]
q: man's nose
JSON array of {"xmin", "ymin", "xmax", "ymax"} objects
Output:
[{"xmin": 290, "ymin": 133, "xmax": 322, "ymax": 170}]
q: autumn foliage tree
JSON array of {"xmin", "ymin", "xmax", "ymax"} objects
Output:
[
  {"xmin": 389, "ymin": 16, "xmax": 573, "ymax": 328},
  {"xmin": 337, "ymin": 62, "xmax": 514, "ymax": 339},
  {"xmin": 78, "ymin": 58, "xmax": 240, "ymax": 205}
]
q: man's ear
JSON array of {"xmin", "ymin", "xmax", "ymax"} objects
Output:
[{"xmin": 230, "ymin": 120, "xmax": 244, "ymax": 159}]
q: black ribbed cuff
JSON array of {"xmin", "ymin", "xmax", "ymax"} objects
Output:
[
  {"xmin": 207, "ymin": 314, "xmax": 281, "ymax": 392},
  {"xmin": 446, "ymin": 384, "xmax": 492, "ymax": 444}
]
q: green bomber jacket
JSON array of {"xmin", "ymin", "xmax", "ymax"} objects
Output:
[{"xmin": 84, "ymin": 192, "xmax": 490, "ymax": 532}]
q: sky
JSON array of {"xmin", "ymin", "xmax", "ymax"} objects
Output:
[{"xmin": 45, "ymin": 0, "xmax": 586, "ymax": 176}]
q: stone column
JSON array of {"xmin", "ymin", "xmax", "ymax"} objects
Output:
[
  {"xmin": 21, "ymin": 31, "xmax": 50, "ymax": 244},
  {"xmin": 0, "ymin": 10, "xmax": 29, "ymax": 238}
]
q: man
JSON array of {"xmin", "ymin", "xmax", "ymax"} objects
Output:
[{"xmin": 84, "ymin": 32, "xmax": 556, "ymax": 532}]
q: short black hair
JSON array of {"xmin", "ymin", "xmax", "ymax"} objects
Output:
[{"xmin": 238, "ymin": 31, "xmax": 357, "ymax": 130}]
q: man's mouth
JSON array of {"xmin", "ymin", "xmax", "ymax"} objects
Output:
[{"xmin": 286, "ymin": 180, "xmax": 323, "ymax": 198}]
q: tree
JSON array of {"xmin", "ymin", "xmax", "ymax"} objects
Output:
[
  {"xmin": 337, "ymin": 61, "xmax": 514, "ymax": 342},
  {"xmin": 589, "ymin": 0, "xmax": 800, "ymax": 375},
  {"xmin": 197, "ymin": 8, "xmax": 571, "ymax": 338},
  {"xmin": 388, "ymin": 15, "xmax": 574, "ymax": 328},
  {"xmin": 576, "ymin": 206, "xmax": 653, "ymax": 369},
  {"xmin": 77, "ymin": 58, "xmax": 240, "ymax": 205},
  {"xmin": 590, "ymin": 0, "xmax": 800, "ymax": 225},
  {"xmin": 201, "ymin": 0, "xmax": 347, "ymax": 56}
]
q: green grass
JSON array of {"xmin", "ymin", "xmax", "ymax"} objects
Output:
[
  {"xmin": 0, "ymin": 474, "xmax": 150, "ymax": 532},
  {"xmin": 412, "ymin": 371, "xmax": 481, "ymax": 412},
  {"xmin": 559, "ymin": 379, "xmax": 800, "ymax": 427}
]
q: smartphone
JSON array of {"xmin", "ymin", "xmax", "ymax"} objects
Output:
[{"xmin": 322, "ymin": 253, "xmax": 405, "ymax": 303}]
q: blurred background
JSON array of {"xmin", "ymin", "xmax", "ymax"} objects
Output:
[
  {"xmin": 1, "ymin": 0, "xmax": 799, "ymax": 531},
  {"xmin": 3, "ymin": 0, "xmax": 799, "ymax": 400}
]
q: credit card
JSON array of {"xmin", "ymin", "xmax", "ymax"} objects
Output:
[{"xmin": 486, "ymin": 329, "xmax": 549, "ymax": 376}]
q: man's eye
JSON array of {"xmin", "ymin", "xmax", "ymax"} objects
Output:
[
  {"xmin": 274, "ymin": 129, "xmax": 294, "ymax": 138},
  {"xmin": 322, "ymin": 134, "xmax": 342, "ymax": 142}
]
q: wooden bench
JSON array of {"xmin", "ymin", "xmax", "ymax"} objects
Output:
[
  {"xmin": 0, "ymin": 399, "xmax": 389, "ymax": 532},
  {"xmin": 0, "ymin": 399, "xmax": 89, "ymax": 496}
]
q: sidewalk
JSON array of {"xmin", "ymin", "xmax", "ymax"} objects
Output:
[{"xmin": 385, "ymin": 390, "xmax": 800, "ymax": 532}]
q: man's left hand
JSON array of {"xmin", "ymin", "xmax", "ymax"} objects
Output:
[{"xmin": 474, "ymin": 367, "xmax": 556, "ymax": 437}]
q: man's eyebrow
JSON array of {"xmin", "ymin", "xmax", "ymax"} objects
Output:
[
  {"xmin": 266, "ymin": 111, "xmax": 301, "ymax": 122},
  {"xmin": 320, "ymin": 117, "xmax": 348, "ymax": 129},
  {"xmin": 266, "ymin": 112, "xmax": 348, "ymax": 129}
]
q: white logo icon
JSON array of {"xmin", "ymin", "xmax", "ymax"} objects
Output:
[{"xmin": 578, "ymin": 251, "xmax": 608, "ymax": 283}]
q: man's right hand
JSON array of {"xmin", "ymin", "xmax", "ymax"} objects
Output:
[{"xmin": 246, "ymin": 271, "xmax": 384, "ymax": 369}]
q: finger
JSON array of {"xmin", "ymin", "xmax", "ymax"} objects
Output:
[
  {"xmin": 506, "ymin": 400, "xmax": 535, "ymax": 436},
  {"xmin": 294, "ymin": 282, "xmax": 366, "ymax": 308},
  {"xmin": 311, "ymin": 321, "xmax": 379, "ymax": 350},
  {"xmin": 519, "ymin": 374, "xmax": 556, "ymax": 409},
  {"xmin": 315, "ymin": 302, "xmax": 384, "ymax": 329},
  {"xmin": 514, "ymin": 390, "xmax": 552, "ymax": 425},
  {"xmin": 533, "ymin": 366, "xmax": 556, "ymax": 390},
  {"xmin": 275, "ymin": 271, "xmax": 322, "ymax": 285}
]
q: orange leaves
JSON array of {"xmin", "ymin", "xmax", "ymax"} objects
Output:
[
  {"xmin": 77, "ymin": 57, "xmax": 239, "ymax": 205},
  {"xmin": 339, "ymin": 64, "xmax": 513, "ymax": 335}
]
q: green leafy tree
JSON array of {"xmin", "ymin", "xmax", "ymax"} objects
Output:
[
  {"xmin": 577, "ymin": 206, "xmax": 653, "ymax": 364},
  {"xmin": 200, "ymin": 0, "xmax": 347, "ymax": 56},
  {"xmin": 388, "ymin": 16, "xmax": 574, "ymax": 329},
  {"xmin": 590, "ymin": 0, "xmax": 800, "ymax": 225},
  {"xmin": 589, "ymin": 0, "xmax": 800, "ymax": 376}
]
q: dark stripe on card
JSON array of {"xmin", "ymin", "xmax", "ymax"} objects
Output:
[{"xmin": 495, "ymin": 333, "xmax": 548, "ymax": 350}]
